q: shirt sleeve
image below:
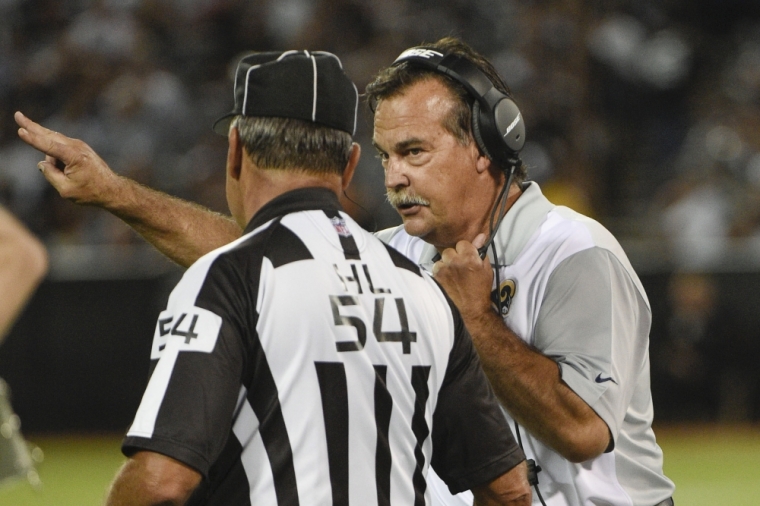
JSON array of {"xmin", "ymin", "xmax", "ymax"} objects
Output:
[
  {"xmin": 122, "ymin": 255, "xmax": 248, "ymax": 478},
  {"xmin": 430, "ymin": 301, "xmax": 525, "ymax": 494},
  {"xmin": 534, "ymin": 247, "xmax": 651, "ymax": 446}
]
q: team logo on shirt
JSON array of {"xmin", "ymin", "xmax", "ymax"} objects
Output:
[
  {"xmin": 490, "ymin": 279, "xmax": 516, "ymax": 317},
  {"xmin": 330, "ymin": 216, "xmax": 352, "ymax": 237}
]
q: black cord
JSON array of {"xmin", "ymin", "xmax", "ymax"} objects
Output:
[
  {"xmin": 484, "ymin": 160, "xmax": 547, "ymax": 505},
  {"xmin": 478, "ymin": 163, "xmax": 516, "ymax": 259},
  {"xmin": 342, "ymin": 189, "xmax": 378, "ymax": 232},
  {"xmin": 513, "ymin": 421, "xmax": 547, "ymax": 505}
]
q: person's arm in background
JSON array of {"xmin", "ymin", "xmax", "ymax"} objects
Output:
[
  {"xmin": 0, "ymin": 205, "xmax": 48, "ymax": 341},
  {"xmin": 105, "ymin": 451, "xmax": 201, "ymax": 506},
  {"xmin": 15, "ymin": 112, "xmax": 242, "ymax": 268}
]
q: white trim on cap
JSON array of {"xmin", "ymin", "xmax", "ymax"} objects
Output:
[
  {"xmin": 243, "ymin": 51, "xmax": 300, "ymax": 117},
  {"xmin": 306, "ymin": 50, "xmax": 318, "ymax": 122},
  {"xmin": 242, "ymin": 64, "xmax": 263, "ymax": 116},
  {"xmin": 313, "ymin": 50, "xmax": 343, "ymax": 69},
  {"xmin": 277, "ymin": 50, "xmax": 299, "ymax": 61},
  {"xmin": 313, "ymin": 51, "xmax": 357, "ymax": 134},
  {"xmin": 351, "ymin": 82, "xmax": 358, "ymax": 135}
]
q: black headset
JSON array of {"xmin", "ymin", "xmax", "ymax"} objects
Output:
[{"xmin": 391, "ymin": 47, "xmax": 526, "ymax": 169}]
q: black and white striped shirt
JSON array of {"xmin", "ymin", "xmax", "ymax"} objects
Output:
[{"xmin": 123, "ymin": 187, "xmax": 523, "ymax": 505}]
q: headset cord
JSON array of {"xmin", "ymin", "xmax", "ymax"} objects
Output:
[
  {"xmin": 494, "ymin": 246, "xmax": 547, "ymax": 506},
  {"xmin": 513, "ymin": 420, "xmax": 547, "ymax": 505},
  {"xmin": 484, "ymin": 160, "xmax": 548, "ymax": 506},
  {"xmin": 478, "ymin": 162, "xmax": 517, "ymax": 260},
  {"xmin": 342, "ymin": 189, "xmax": 378, "ymax": 232}
]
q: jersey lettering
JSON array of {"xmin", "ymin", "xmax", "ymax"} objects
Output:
[
  {"xmin": 333, "ymin": 262, "xmax": 391, "ymax": 295},
  {"xmin": 374, "ymin": 298, "xmax": 417, "ymax": 354},
  {"xmin": 151, "ymin": 307, "xmax": 222, "ymax": 359},
  {"xmin": 170, "ymin": 313, "xmax": 200, "ymax": 343},
  {"xmin": 330, "ymin": 295, "xmax": 417, "ymax": 354},
  {"xmin": 330, "ymin": 295, "xmax": 367, "ymax": 352},
  {"xmin": 363, "ymin": 264, "xmax": 391, "ymax": 294}
]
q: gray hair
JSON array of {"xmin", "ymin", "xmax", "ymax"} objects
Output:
[{"xmin": 230, "ymin": 116, "xmax": 353, "ymax": 175}]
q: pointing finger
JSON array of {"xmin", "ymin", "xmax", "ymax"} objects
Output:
[{"xmin": 17, "ymin": 124, "xmax": 78, "ymax": 166}]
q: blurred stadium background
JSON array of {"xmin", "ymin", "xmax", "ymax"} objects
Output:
[{"xmin": 2, "ymin": 0, "xmax": 760, "ymax": 503}]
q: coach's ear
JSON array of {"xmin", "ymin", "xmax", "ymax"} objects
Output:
[
  {"xmin": 226, "ymin": 126, "xmax": 243, "ymax": 181},
  {"xmin": 341, "ymin": 143, "xmax": 361, "ymax": 191}
]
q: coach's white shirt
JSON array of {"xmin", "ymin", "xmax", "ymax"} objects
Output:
[{"xmin": 377, "ymin": 182, "xmax": 675, "ymax": 506}]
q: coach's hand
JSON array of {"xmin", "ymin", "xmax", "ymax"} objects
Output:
[
  {"xmin": 15, "ymin": 111, "xmax": 122, "ymax": 206},
  {"xmin": 432, "ymin": 233, "xmax": 494, "ymax": 321}
]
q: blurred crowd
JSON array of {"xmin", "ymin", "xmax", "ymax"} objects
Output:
[
  {"xmin": 1, "ymin": 0, "xmax": 760, "ymax": 253},
  {"xmin": 2, "ymin": 0, "xmax": 760, "ymax": 421}
]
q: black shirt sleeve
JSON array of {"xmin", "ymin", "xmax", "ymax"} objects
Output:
[
  {"xmin": 430, "ymin": 302, "xmax": 525, "ymax": 494},
  {"xmin": 122, "ymin": 254, "xmax": 249, "ymax": 478}
]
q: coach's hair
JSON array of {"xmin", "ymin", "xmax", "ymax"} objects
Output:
[
  {"xmin": 231, "ymin": 115, "xmax": 353, "ymax": 175},
  {"xmin": 365, "ymin": 37, "xmax": 527, "ymax": 184}
]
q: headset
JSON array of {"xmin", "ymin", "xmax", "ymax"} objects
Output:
[
  {"xmin": 391, "ymin": 48, "xmax": 527, "ymax": 260},
  {"xmin": 391, "ymin": 47, "xmax": 525, "ymax": 170},
  {"xmin": 393, "ymin": 48, "xmax": 547, "ymax": 505}
]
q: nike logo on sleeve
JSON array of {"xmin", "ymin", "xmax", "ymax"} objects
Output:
[{"xmin": 595, "ymin": 373, "xmax": 617, "ymax": 384}]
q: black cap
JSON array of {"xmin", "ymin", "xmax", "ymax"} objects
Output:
[{"xmin": 212, "ymin": 50, "xmax": 358, "ymax": 136}]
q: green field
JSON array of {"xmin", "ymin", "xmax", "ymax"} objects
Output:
[{"xmin": 1, "ymin": 425, "xmax": 759, "ymax": 505}]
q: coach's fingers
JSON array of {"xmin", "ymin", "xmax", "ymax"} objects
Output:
[
  {"xmin": 44, "ymin": 154, "xmax": 66, "ymax": 171},
  {"xmin": 15, "ymin": 112, "xmax": 79, "ymax": 164},
  {"xmin": 36, "ymin": 159, "xmax": 69, "ymax": 189}
]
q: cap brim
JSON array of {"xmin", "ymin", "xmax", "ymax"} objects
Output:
[{"xmin": 212, "ymin": 113, "xmax": 236, "ymax": 136}]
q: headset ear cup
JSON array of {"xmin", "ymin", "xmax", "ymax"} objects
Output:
[
  {"xmin": 471, "ymin": 101, "xmax": 493, "ymax": 161},
  {"xmin": 494, "ymin": 98, "xmax": 525, "ymax": 154}
]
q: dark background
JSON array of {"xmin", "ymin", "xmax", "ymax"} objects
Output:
[
  {"xmin": 2, "ymin": 268, "xmax": 760, "ymax": 433},
  {"xmin": 2, "ymin": 0, "xmax": 760, "ymax": 432}
]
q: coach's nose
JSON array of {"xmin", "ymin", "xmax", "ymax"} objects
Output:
[{"xmin": 384, "ymin": 156, "xmax": 409, "ymax": 190}]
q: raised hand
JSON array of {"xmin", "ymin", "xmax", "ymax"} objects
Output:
[{"xmin": 15, "ymin": 111, "xmax": 122, "ymax": 206}]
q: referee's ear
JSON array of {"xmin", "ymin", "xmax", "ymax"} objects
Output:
[
  {"xmin": 226, "ymin": 126, "xmax": 243, "ymax": 181},
  {"xmin": 341, "ymin": 142, "xmax": 361, "ymax": 191}
]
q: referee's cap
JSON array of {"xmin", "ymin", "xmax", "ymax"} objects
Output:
[{"xmin": 212, "ymin": 50, "xmax": 359, "ymax": 136}]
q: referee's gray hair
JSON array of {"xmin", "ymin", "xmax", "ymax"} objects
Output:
[{"xmin": 230, "ymin": 115, "xmax": 353, "ymax": 175}]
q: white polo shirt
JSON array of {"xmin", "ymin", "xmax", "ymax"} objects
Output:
[{"xmin": 377, "ymin": 182, "xmax": 675, "ymax": 506}]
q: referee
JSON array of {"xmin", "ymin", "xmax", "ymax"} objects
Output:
[{"xmin": 101, "ymin": 51, "xmax": 530, "ymax": 505}]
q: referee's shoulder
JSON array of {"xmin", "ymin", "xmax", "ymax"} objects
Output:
[
  {"xmin": 184, "ymin": 227, "xmax": 266, "ymax": 281},
  {"xmin": 373, "ymin": 237, "xmax": 423, "ymax": 278}
]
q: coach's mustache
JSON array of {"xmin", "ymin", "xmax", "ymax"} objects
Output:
[{"xmin": 386, "ymin": 189, "xmax": 430, "ymax": 209}]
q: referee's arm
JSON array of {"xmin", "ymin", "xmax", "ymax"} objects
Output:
[{"xmin": 106, "ymin": 451, "xmax": 201, "ymax": 506}]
